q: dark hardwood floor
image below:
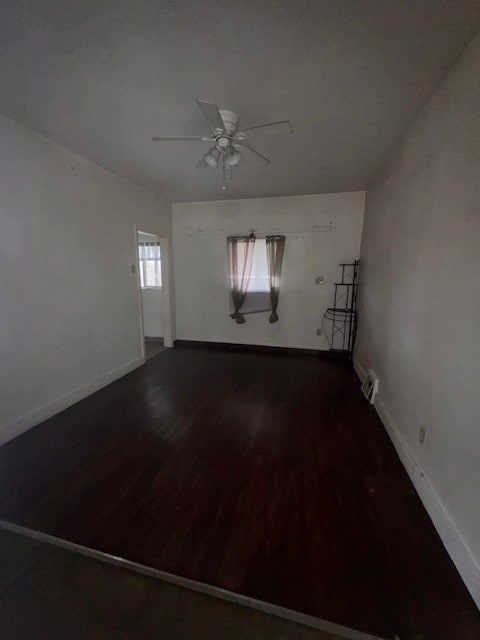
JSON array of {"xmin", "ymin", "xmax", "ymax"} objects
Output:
[{"xmin": 0, "ymin": 346, "xmax": 478, "ymax": 639}]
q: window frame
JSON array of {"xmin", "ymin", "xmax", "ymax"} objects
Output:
[{"xmin": 138, "ymin": 243, "xmax": 162, "ymax": 290}]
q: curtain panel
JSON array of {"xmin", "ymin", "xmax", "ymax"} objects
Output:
[
  {"xmin": 265, "ymin": 235, "xmax": 286, "ymax": 323},
  {"xmin": 227, "ymin": 233, "xmax": 255, "ymax": 324}
]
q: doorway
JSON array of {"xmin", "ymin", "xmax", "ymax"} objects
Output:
[{"xmin": 135, "ymin": 228, "xmax": 173, "ymax": 360}]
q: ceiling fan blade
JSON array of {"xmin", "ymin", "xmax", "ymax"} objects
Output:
[
  {"xmin": 196, "ymin": 157, "xmax": 209, "ymax": 168},
  {"xmin": 235, "ymin": 142, "xmax": 270, "ymax": 166},
  {"xmin": 152, "ymin": 136, "xmax": 210, "ymax": 142},
  {"xmin": 196, "ymin": 101, "xmax": 225, "ymax": 133},
  {"xmin": 237, "ymin": 120, "xmax": 292, "ymax": 139}
]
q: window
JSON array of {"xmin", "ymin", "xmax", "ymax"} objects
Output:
[
  {"xmin": 139, "ymin": 243, "xmax": 162, "ymax": 288},
  {"xmin": 228, "ymin": 238, "xmax": 270, "ymax": 315},
  {"xmin": 248, "ymin": 239, "xmax": 269, "ymax": 292}
]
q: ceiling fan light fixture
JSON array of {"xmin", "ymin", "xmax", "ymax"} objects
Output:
[
  {"xmin": 151, "ymin": 100, "xmax": 292, "ymax": 187},
  {"xmin": 204, "ymin": 146, "xmax": 221, "ymax": 167},
  {"xmin": 225, "ymin": 147, "xmax": 242, "ymax": 167}
]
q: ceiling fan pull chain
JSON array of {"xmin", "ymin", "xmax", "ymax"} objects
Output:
[{"xmin": 222, "ymin": 154, "xmax": 226, "ymax": 190}]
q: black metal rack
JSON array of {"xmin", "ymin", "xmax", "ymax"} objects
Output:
[{"xmin": 322, "ymin": 261, "xmax": 359, "ymax": 357}]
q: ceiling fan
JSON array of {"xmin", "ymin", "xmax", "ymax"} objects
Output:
[{"xmin": 152, "ymin": 100, "xmax": 293, "ymax": 189}]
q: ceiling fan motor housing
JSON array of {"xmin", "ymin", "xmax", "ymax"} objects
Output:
[{"xmin": 216, "ymin": 136, "xmax": 230, "ymax": 149}]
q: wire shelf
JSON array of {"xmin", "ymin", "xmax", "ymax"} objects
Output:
[{"xmin": 322, "ymin": 260, "xmax": 359, "ymax": 357}]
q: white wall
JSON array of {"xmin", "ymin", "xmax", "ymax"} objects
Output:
[
  {"xmin": 173, "ymin": 192, "xmax": 365, "ymax": 350},
  {"xmin": 355, "ymin": 32, "xmax": 480, "ymax": 605},
  {"xmin": 141, "ymin": 289, "xmax": 163, "ymax": 337},
  {"xmin": 0, "ymin": 114, "xmax": 172, "ymax": 445}
]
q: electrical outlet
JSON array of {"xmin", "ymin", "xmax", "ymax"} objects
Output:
[
  {"xmin": 419, "ymin": 426, "xmax": 426, "ymax": 446},
  {"xmin": 315, "ymin": 275, "xmax": 325, "ymax": 285},
  {"xmin": 316, "ymin": 328, "xmax": 322, "ymax": 336}
]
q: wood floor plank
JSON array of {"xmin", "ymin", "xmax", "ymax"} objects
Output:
[{"xmin": 0, "ymin": 346, "xmax": 478, "ymax": 639}]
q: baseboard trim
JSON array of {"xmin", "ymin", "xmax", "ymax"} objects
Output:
[
  {"xmin": 0, "ymin": 518, "xmax": 383, "ymax": 640},
  {"xmin": 353, "ymin": 358, "xmax": 366, "ymax": 382},
  {"xmin": 174, "ymin": 339, "xmax": 349, "ymax": 359},
  {"xmin": 354, "ymin": 357, "xmax": 480, "ymax": 609},
  {"xmin": 1, "ymin": 356, "xmax": 145, "ymax": 447}
]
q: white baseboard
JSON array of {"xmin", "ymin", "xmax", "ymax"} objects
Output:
[
  {"xmin": 1, "ymin": 356, "xmax": 145, "ymax": 447},
  {"xmin": 354, "ymin": 357, "xmax": 480, "ymax": 609},
  {"xmin": 353, "ymin": 358, "xmax": 366, "ymax": 382}
]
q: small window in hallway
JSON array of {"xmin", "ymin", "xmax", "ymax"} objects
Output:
[{"xmin": 139, "ymin": 242, "xmax": 162, "ymax": 288}]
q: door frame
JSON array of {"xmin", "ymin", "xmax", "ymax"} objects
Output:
[{"xmin": 134, "ymin": 225, "xmax": 174, "ymax": 361}]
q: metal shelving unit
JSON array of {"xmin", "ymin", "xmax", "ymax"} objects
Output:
[{"xmin": 322, "ymin": 260, "xmax": 359, "ymax": 357}]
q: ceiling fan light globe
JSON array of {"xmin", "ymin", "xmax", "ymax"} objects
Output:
[
  {"xmin": 204, "ymin": 147, "xmax": 220, "ymax": 167},
  {"xmin": 204, "ymin": 154, "xmax": 217, "ymax": 167},
  {"xmin": 226, "ymin": 149, "xmax": 242, "ymax": 167}
]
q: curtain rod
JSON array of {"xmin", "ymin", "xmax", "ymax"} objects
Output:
[{"xmin": 187, "ymin": 223, "xmax": 333, "ymax": 237}]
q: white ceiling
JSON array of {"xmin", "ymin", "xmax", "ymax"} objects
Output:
[{"xmin": 1, "ymin": 1, "xmax": 479, "ymax": 203}]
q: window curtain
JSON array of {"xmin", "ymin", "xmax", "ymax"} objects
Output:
[
  {"xmin": 265, "ymin": 235, "xmax": 286, "ymax": 323},
  {"xmin": 138, "ymin": 242, "xmax": 162, "ymax": 288},
  {"xmin": 227, "ymin": 233, "xmax": 255, "ymax": 324}
]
